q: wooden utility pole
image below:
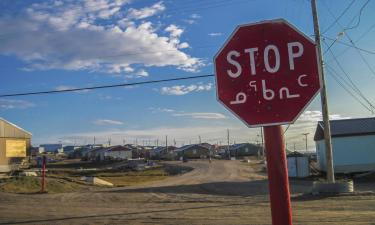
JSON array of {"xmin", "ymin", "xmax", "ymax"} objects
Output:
[
  {"xmin": 311, "ymin": 0, "xmax": 335, "ymax": 183},
  {"xmin": 302, "ymin": 133, "xmax": 309, "ymax": 152},
  {"xmin": 227, "ymin": 129, "xmax": 230, "ymax": 158},
  {"xmin": 165, "ymin": 135, "xmax": 168, "ymax": 152}
]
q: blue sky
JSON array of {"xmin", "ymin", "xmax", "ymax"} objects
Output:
[{"xmin": 0, "ymin": 0, "xmax": 374, "ymax": 150}]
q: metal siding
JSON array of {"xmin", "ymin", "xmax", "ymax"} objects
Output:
[{"xmin": 316, "ymin": 135, "xmax": 375, "ymax": 173}]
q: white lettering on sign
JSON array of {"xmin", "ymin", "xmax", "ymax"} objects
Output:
[
  {"xmin": 279, "ymin": 87, "xmax": 300, "ymax": 99},
  {"xmin": 230, "ymin": 92, "xmax": 247, "ymax": 105},
  {"xmin": 287, "ymin": 42, "xmax": 304, "ymax": 70},
  {"xmin": 297, "ymin": 74, "xmax": 308, "ymax": 87},
  {"xmin": 231, "ymin": 76, "xmax": 311, "ymax": 104},
  {"xmin": 249, "ymin": 81, "xmax": 257, "ymax": 91},
  {"xmin": 262, "ymin": 80, "xmax": 275, "ymax": 100},
  {"xmin": 244, "ymin": 47, "xmax": 258, "ymax": 75},
  {"xmin": 264, "ymin": 45, "xmax": 280, "ymax": 73},
  {"xmin": 227, "ymin": 50, "xmax": 242, "ymax": 78},
  {"xmin": 225, "ymin": 41, "xmax": 305, "ymax": 76}
]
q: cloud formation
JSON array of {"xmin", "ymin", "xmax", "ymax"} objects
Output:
[
  {"xmin": 160, "ymin": 82, "xmax": 213, "ymax": 95},
  {"xmin": 94, "ymin": 119, "xmax": 124, "ymax": 125},
  {"xmin": 0, "ymin": 99, "xmax": 35, "ymax": 109},
  {"xmin": 0, "ymin": 0, "xmax": 203, "ymax": 73},
  {"xmin": 172, "ymin": 112, "xmax": 226, "ymax": 119}
]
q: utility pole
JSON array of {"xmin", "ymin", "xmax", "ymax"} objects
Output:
[
  {"xmin": 227, "ymin": 129, "xmax": 230, "ymax": 159},
  {"xmin": 108, "ymin": 137, "xmax": 111, "ymax": 146},
  {"xmin": 156, "ymin": 139, "xmax": 159, "ymax": 147},
  {"xmin": 260, "ymin": 127, "xmax": 264, "ymax": 157},
  {"xmin": 198, "ymin": 135, "xmax": 201, "ymax": 144},
  {"xmin": 93, "ymin": 136, "xmax": 96, "ymax": 145},
  {"xmin": 165, "ymin": 135, "xmax": 168, "ymax": 152},
  {"xmin": 311, "ymin": 0, "xmax": 335, "ymax": 183},
  {"xmin": 302, "ymin": 133, "xmax": 309, "ymax": 152}
]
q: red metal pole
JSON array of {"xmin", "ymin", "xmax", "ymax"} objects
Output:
[
  {"xmin": 263, "ymin": 125, "xmax": 292, "ymax": 225},
  {"xmin": 41, "ymin": 155, "xmax": 46, "ymax": 192}
]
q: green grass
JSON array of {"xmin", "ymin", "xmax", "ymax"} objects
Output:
[{"xmin": 0, "ymin": 176, "xmax": 84, "ymax": 194}]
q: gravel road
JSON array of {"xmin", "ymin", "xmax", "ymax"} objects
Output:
[{"xmin": 0, "ymin": 159, "xmax": 374, "ymax": 225}]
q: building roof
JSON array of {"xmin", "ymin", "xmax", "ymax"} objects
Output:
[
  {"xmin": 106, "ymin": 145, "xmax": 132, "ymax": 152},
  {"xmin": 0, "ymin": 117, "xmax": 32, "ymax": 136},
  {"xmin": 175, "ymin": 144, "xmax": 209, "ymax": 152},
  {"xmin": 314, "ymin": 117, "xmax": 375, "ymax": 141}
]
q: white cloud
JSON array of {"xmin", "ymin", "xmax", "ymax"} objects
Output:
[
  {"xmin": 0, "ymin": 99, "xmax": 35, "ymax": 109},
  {"xmin": 136, "ymin": 69, "xmax": 149, "ymax": 77},
  {"xmin": 127, "ymin": 1, "xmax": 165, "ymax": 20},
  {"xmin": 208, "ymin": 32, "xmax": 222, "ymax": 37},
  {"xmin": 149, "ymin": 107, "xmax": 176, "ymax": 113},
  {"xmin": 173, "ymin": 112, "xmax": 226, "ymax": 120},
  {"xmin": 160, "ymin": 83, "xmax": 213, "ymax": 95},
  {"xmin": 183, "ymin": 14, "xmax": 201, "ymax": 24},
  {"xmin": 298, "ymin": 110, "xmax": 351, "ymax": 122},
  {"xmin": 0, "ymin": 1, "xmax": 203, "ymax": 73},
  {"xmin": 55, "ymin": 85, "xmax": 90, "ymax": 93},
  {"xmin": 94, "ymin": 119, "xmax": 124, "ymax": 125}
]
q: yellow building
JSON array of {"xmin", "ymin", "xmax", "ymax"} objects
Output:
[{"xmin": 0, "ymin": 118, "xmax": 31, "ymax": 172}]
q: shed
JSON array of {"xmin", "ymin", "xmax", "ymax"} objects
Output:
[
  {"xmin": 0, "ymin": 118, "xmax": 32, "ymax": 172},
  {"xmin": 314, "ymin": 117, "xmax": 375, "ymax": 173},
  {"xmin": 287, "ymin": 151, "xmax": 310, "ymax": 178}
]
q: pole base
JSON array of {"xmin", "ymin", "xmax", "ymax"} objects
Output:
[{"xmin": 312, "ymin": 180, "xmax": 354, "ymax": 194}]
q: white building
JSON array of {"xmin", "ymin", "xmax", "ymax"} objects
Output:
[{"xmin": 314, "ymin": 117, "xmax": 375, "ymax": 173}]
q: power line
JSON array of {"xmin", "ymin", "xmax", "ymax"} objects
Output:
[
  {"xmin": 321, "ymin": 0, "xmax": 371, "ymax": 54},
  {"xmin": 321, "ymin": 35, "xmax": 375, "ymax": 55},
  {"xmin": 344, "ymin": 0, "xmax": 371, "ymax": 31},
  {"xmin": 322, "ymin": 0, "xmax": 356, "ymax": 34},
  {"xmin": 0, "ymin": 74, "xmax": 214, "ymax": 98},
  {"xmin": 325, "ymin": 66, "xmax": 374, "ymax": 113},
  {"xmin": 323, "ymin": 40, "xmax": 375, "ymax": 112}
]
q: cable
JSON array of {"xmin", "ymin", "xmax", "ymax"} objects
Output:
[
  {"xmin": 323, "ymin": 40, "xmax": 375, "ymax": 111},
  {"xmin": 321, "ymin": 0, "xmax": 370, "ymax": 54},
  {"xmin": 0, "ymin": 74, "xmax": 215, "ymax": 98},
  {"xmin": 321, "ymin": 35, "xmax": 375, "ymax": 55},
  {"xmin": 322, "ymin": 0, "xmax": 356, "ymax": 34},
  {"xmin": 326, "ymin": 66, "xmax": 373, "ymax": 113},
  {"xmin": 344, "ymin": 0, "xmax": 371, "ymax": 32}
]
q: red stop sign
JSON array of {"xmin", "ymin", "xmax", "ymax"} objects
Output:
[{"xmin": 214, "ymin": 19, "xmax": 321, "ymax": 127}]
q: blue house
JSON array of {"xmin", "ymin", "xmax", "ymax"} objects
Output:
[{"xmin": 314, "ymin": 117, "xmax": 375, "ymax": 173}]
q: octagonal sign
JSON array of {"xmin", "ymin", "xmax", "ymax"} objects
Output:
[{"xmin": 214, "ymin": 19, "xmax": 321, "ymax": 127}]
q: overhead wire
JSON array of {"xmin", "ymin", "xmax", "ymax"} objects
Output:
[
  {"xmin": 322, "ymin": 40, "xmax": 375, "ymax": 112},
  {"xmin": 322, "ymin": 0, "xmax": 356, "ymax": 34},
  {"xmin": 325, "ymin": 66, "xmax": 374, "ymax": 113},
  {"xmin": 0, "ymin": 74, "xmax": 215, "ymax": 98}
]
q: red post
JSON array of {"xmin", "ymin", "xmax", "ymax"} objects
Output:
[
  {"xmin": 41, "ymin": 155, "xmax": 46, "ymax": 192},
  {"xmin": 264, "ymin": 125, "xmax": 292, "ymax": 225}
]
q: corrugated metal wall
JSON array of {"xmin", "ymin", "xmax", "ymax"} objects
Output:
[
  {"xmin": 0, "ymin": 119, "xmax": 32, "ymax": 172},
  {"xmin": 0, "ymin": 119, "xmax": 32, "ymax": 138}
]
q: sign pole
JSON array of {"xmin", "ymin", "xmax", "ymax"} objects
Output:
[
  {"xmin": 41, "ymin": 155, "xmax": 46, "ymax": 192},
  {"xmin": 264, "ymin": 125, "xmax": 292, "ymax": 225}
]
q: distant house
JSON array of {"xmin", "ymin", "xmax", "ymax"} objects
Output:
[
  {"xmin": 104, "ymin": 145, "xmax": 132, "ymax": 160},
  {"xmin": 150, "ymin": 146, "xmax": 177, "ymax": 160},
  {"xmin": 175, "ymin": 144, "xmax": 210, "ymax": 159},
  {"xmin": 314, "ymin": 117, "xmax": 375, "ymax": 173},
  {"xmin": 229, "ymin": 143, "xmax": 261, "ymax": 157},
  {"xmin": 39, "ymin": 144, "xmax": 63, "ymax": 153}
]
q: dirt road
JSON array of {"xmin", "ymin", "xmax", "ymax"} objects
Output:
[{"xmin": 0, "ymin": 160, "xmax": 375, "ymax": 225}]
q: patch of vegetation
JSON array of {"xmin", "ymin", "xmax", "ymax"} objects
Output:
[{"xmin": 0, "ymin": 176, "xmax": 84, "ymax": 194}]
